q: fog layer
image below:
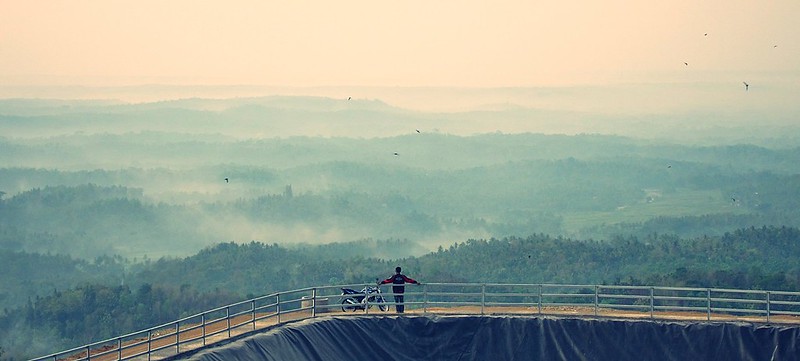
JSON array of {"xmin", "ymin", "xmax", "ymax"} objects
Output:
[{"xmin": 1, "ymin": 90, "xmax": 799, "ymax": 259}]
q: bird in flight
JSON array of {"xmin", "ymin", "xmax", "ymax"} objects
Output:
[
  {"xmin": 743, "ymin": 82, "xmax": 749, "ymax": 91},
  {"xmin": 348, "ymin": 97, "xmax": 351, "ymax": 100},
  {"xmin": 684, "ymin": 62, "xmax": 688, "ymax": 66},
  {"xmin": 416, "ymin": 129, "xmax": 421, "ymax": 133},
  {"xmin": 224, "ymin": 177, "xmax": 229, "ymax": 183},
  {"xmin": 393, "ymin": 152, "xmax": 399, "ymax": 156}
]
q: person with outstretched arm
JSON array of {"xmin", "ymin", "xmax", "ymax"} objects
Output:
[{"xmin": 379, "ymin": 266, "xmax": 420, "ymax": 313}]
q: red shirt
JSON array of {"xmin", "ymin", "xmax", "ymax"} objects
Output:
[{"xmin": 380, "ymin": 273, "xmax": 418, "ymax": 293}]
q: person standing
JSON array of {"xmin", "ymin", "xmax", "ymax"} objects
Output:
[{"xmin": 379, "ymin": 266, "xmax": 420, "ymax": 313}]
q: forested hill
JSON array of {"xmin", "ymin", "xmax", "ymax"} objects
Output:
[
  {"xmin": 417, "ymin": 227, "xmax": 800, "ymax": 289},
  {"xmin": 3, "ymin": 151, "xmax": 800, "ymax": 260},
  {"xmin": 3, "ymin": 226, "xmax": 800, "ymax": 359},
  {"xmin": 3, "ymin": 98, "xmax": 800, "ymax": 359},
  {"xmin": 3, "ymin": 130, "xmax": 800, "ymax": 263},
  {"xmin": 133, "ymin": 226, "xmax": 800, "ymax": 296}
]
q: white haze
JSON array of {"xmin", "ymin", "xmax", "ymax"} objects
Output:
[
  {"xmin": 2, "ymin": 81, "xmax": 799, "ymax": 140},
  {"xmin": 2, "ymin": 84, "xmax": 800, "ymax": 259}
]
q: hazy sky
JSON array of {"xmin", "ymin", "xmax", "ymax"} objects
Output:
[{"xmin": 1, "ymin": 0, "xmax": 798, "ymax": 89}]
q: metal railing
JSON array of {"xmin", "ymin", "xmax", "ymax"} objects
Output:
[{"xmin": 30, "ymin": 283, "xmax": 800, "ymax": 361}]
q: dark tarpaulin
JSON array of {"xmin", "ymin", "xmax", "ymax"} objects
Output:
[{"xmin": 181, "ymin": 315, "xmax": 800, "ymax": 361}]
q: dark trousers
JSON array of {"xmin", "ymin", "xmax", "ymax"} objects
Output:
[{"xmin": 393, "ymin": 294, "xmax": 405, "ymax": 313}]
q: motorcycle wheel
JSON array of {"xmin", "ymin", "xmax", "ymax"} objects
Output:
[
  {"xmin": 341, "ymin": 298, "xmax": 359, "ymax": 312},
  {"xmin": 377, "ymin": 296, "xmax": 388, "ymax": 312}
]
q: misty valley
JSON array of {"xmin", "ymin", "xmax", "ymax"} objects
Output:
[{"xmin": 2, "ymin": 96, "xmax": 800, "ymax": 358}]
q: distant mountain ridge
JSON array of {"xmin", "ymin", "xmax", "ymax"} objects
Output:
[{"xmin": 3, "ymin": 93, "xmax": 800, "ymax": 143}]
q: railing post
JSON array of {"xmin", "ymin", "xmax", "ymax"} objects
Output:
[
  {"xmin": 277, "ymin": 294, "xmax": 281, "ymax": 324},
  {"xmin": 175, "ymin": 322, "xmax": 180, "ymax": 354},
  {"xmin": 649, "ymin": 287, "xmax": 654, "ymax": 319},
  {"xmin": 365, "ymin": 286, "xmax": 370, "ymax": 315},
  {"xmin": 706, "ymin": 289, "xmax": 711, "ymax": 321},
  {"xmin": 538, "ymin": 284, "xmax": 543, "ymax": 315},
  {"xmin": 251, "ymin": 300, "xmax": 257, "ymax": 330},
  {"xmin": 86, "ymin": 346, "xmax": 91, "ymax": 361},
  {"xmin": 766, "ymin": 291, "xmax": 771, "ymax": 324},
  {"xmin": 147, "ymin": 330, "xmax": 152, "ymax": 361},
  {"xmin": 594, "ymin": 285, "xmax": 599, "ymax": 316},
  {"xmin": 312, "ymin": 288, "xmax": 317, "ymax": 318},
  {"xmin": 202, "ymin": 313, "xmax": 207, "ymax": 346},
  {"xmin": 117, "ymin": 337, "xmax": 122, "ymax": 360},
  {"xmin": 423, "ymin": 284, "xmax": 428, "ymax": 314},
  {"xmin": 481, "ymin": 284, "xmax": 486, "ymax": 315},
  {"xmin": 226, "ymin": 306, "xmax": 231, "ymax": 338}
]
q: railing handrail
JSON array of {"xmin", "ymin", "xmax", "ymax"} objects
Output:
[{"xmin": 29, "ymin": 283, "xmax": 800, "ymax": 361}]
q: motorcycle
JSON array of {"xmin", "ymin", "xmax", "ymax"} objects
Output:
[{"xmin": 340, "ymin": 283, "xmax": 388, "ymax": 312}]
